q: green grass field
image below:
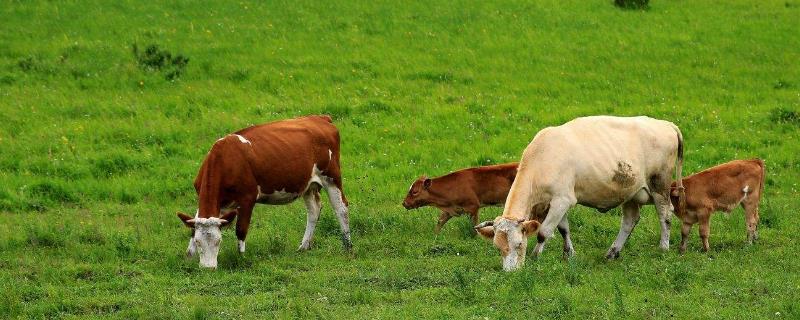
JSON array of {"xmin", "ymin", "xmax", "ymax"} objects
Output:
[{"xmin": 1, "ymin": 0, "xmax": 799, "ymax": 318}]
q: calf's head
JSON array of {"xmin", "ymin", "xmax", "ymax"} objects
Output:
[
  {"xmin": 177, "ymin": 210, "xmax": 236, "ymax": 269},
  {"xmin": 402, "ymin": 176, "xmax": 432, "ymax": 209},
  {"xmin": 475, "ymin": 217, "xmax": 540, "ymax": 272}
]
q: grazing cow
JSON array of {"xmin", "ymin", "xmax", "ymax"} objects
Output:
[
  {"xmin": 475, "ymin": 116, "xmax": 685, "ymax": 271},
  {"xmin": 670, "ymin": 159, "xmax": 765, "ymax": 253},
  {"xmin": 176, "ymin": 115, "xmax": 351, "ymax": 269},
  {"xmin": 402, "ymin": 163, "xmax": 518, "ymax": 233}
]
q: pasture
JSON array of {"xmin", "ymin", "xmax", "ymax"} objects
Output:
[{"xmin": 1, "ymin": 0, "xmax": 799, "ymax": 318}]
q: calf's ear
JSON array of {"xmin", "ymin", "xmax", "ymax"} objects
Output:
[
  {"xmin": 219, "ymin": 210, "xmax": 238, "ymax": 227},
  {"xmin": 177, "ymin": 212, "xmax": 195, "ymax": 228},
  {"xmin": 522, "ymin": 220, "xmax": 540, "ymax": 237},
  {"xmin": 423, "ymin": 178, "xmax": 432, "ymax": 189}
]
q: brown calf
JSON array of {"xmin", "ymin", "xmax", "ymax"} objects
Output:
[
  {"xmin": 403, "ymin": 163, "xmax": 519, "ymax": 233},
  {"xmin": 670, "ymin": 159, "xmax": 765, "ymax": 253}
]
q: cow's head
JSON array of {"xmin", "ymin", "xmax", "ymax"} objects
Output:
[
  {"xmin": 402, "ymin": 176, "xmax": 432, "ymax": 209},
  {"xmin": 475, "ymin": 217, "xmax": 540, "ymax": 271},
  {"xmin": 177, "ymin": 210, "xmax": 236, "ymax": 269}
]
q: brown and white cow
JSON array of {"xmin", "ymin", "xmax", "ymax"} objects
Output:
[
  {"xmin": 176, "ymin": 115, "xmax": 351, "ymax": 268},
  {"xmin": 670, "ymin": 159, "xmax": 765, "ymax": 253},
  {"xmin": 475, "ymin": 116, "xmax": 685, "ymax": 271},
  {"xmin": 402, "ymin": 163, "xmax": 519, "ymax": 233}
]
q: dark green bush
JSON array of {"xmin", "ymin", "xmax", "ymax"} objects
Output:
[
  {"xmin": 131, "ymin": 43, "xmax": 189, "ymax": 80},
  {"xmin": 615, "ymin": 0, "xmax": 649, "ymax": 10}
]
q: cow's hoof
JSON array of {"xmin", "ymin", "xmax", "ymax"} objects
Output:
[
  {"xmin": 562, "ymin": 249, "xmax": 575, "ymax": 260},
  {"xmin": 297, "ymin": 244, "xmax": 312, "ymax": 252},
  {"xmin": 605, "ymin": 248, "xmax": 620, "ymax": 260}
]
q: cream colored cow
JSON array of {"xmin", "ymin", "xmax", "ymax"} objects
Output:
[{"xmin": 476, "ymin": 116, "xmax": 685, "ymax": 271}]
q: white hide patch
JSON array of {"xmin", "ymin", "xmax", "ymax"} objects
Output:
[
  {"xmin": 238, "ymin": 240, "xmax": 246, "ymax": 253},
  {"xmin": 257, "ymin": 185, "xmax": 300, "ymax": 204},
  {"xmin": 328, "ymin": 149, "xmax": 333, "ymax": 160},
  {"xmin": 743, "ymin": 185, "xmax": 750, "ymax": 194},
  {"xmin": 235, "ymin": 134, "xmax": 252, "ymax": 145}
]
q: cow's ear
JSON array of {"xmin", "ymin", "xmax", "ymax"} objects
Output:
[
  {"xmin": 670, "ymin": 187, "xmax": 680, "ymax": 197},
  {"xmin": 522, "ymin": 220, "xmax": 540, "ymax": 237},
  {"xmin": 219, "ymin": 210, "xmax": 237, "ymax": 227},
  {"xmin": 177, "ymin": 212, "xmax": 195, "ymax": 228},
  {"xmin": 476, "ymin": 226, "xmax": 495, "ymax": 239},
  {"xmin": 475, "ymin": 221, "xmax": 495, "ymax": 239},
  {"xmin": 423, "ymin": 177, "xmax": 432, "ymax": 189}
]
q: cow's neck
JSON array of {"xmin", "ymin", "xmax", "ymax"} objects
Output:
[{"xmin": 501, "ymin": 172, "xmax": 535, "ymax": 220}]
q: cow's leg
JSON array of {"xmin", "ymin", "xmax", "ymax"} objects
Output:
[
  {"xmin": 651, "ymin": 192, "xmax": 673, "ymax": 251},
  {"xmin": 743, "ymin": 201, "xmax": 760, "ymax": 244},
  {"xmin": 435, "ymin": 211, "xmax": 452, "ymax": 234},
  {"xmin": 606, "ymin": 201, "xmax": 641, "ymax": 259},
  {"xmin": 235, "ymin": 202, "xmax": 255, "ymax": 254},
  {"xmin": 298, "ymin": 184, "xmax": 322, "ymax": 251},
  {"xmin": 680, "ymin": 221, "xmax": 692, "ymax": 254},
  {"xmin": 325, "ymin": 184, "xmax": 352, "ymax": 252},
  {"xmin": 533, "ymin": 197, "xmax": 574, "ymax": 258},
  {"xmin": 558, "ymin": 215, "xmax": 575, "ymax": 259},
  {"xmin": 699, "ymin": 214, "xmax": 711, "ymax": 252}
]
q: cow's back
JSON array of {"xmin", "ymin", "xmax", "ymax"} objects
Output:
[
  {"xmin": 235, "ymin": 115, "xmax": 341, "ymax": 195},
  {"xmin": 520, "ymin": 116, "xmax": 680, "ymax": 207}
]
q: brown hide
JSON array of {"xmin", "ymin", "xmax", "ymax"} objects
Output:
[
  {"xmin": 403, "ymin": 163, "xmax": 518, "ymax": 232},
  {"xmin": 670, "ymin": 159, "xmax": 765, "ymax": 252},
  {"xmin": 193, "ymin": 115, "xmax": 344, "ymax": 221}
]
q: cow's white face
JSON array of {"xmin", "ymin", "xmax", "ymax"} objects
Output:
[
  {"xmin": 177, "ymin": 211, "xmax": 236, "ymax": 269},
  {"xmin": 476, "ymin": 217, "xmax": 540, "ymax": 272},
  {"xmin": 191, "ymin": 218, "xmax": 226, "ymax": 268}
]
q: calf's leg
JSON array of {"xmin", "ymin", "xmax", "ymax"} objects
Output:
[
  {"xmin": 606, "ymin": 201, "xmax": 641, "ymax": 259},
  {"xmin": 434, "ymin": 211, "xmax": 454, "ymax": 234},
  {"xmin": 298, "ymin": 185, "xmax": 322, "ymax": 251},
  {"xmin": 698, "ymin": 214, "xmax": 711, "ymax": 252},
  {"xmin": 680, "ymin": 221, "xmax": 692, "ymax": 254}
]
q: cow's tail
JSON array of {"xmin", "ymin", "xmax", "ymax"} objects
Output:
[{"xmin": 674, "ymin": 125, "xmax": 686, "ymax": 216}]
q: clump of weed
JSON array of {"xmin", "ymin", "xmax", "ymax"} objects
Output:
[
  {"xmin": 453, "ymin": 268, "xmax": 476, "ymax": 302},
  {"xmin": 26, "ymin": 225, "xmax": 66, "ymax": 248},
  {"xmin": 79, "ymin": 225, "xmax": 106, "ymax": 245},
  {"xmin": 613, "ymin": 283, "xmax": 628, "ymax": 316},
  {"xmin": 614, "ymin": 0, "xmax": 649, "ymax": 10},
  {"xmin": 565, "ymin": 259, "xmax": 583, "ymax": 286},
  {"xmin": 773, "ymin": 80, "xmax": 792, "ymax": 89},
  {"xmin": 265, "ymin": 234, "xmax": 286, "ymax": 255},
  {"xmin": 769, "ymin": 107, "xmax": 800, "ymax": 126},
  {"xmin": 320, "ymin": 103, "xmax": 352, "ymax": 120},
  {"xmin": 27, "ymin": 181, "xmax": 78, "ymax": 205},
  {"xmin": 466, "ymin": 102, "xmax": 487, "ymax": 114},
  {"xmin": 131, "ymin": 43, "xmax": 189, "ymax": 80},
  {"xmin": 192, "ymin": 306, "xmax": 211, "ymax": 320},
  {"xmin": 228, "ymin": 69, "xmax": 249, "ymax": 83},
  {"xmin": 91, "ymin": 153, "xmax": 141, "ymax": 178},
  {"xmin": 358, "ymin": 100, "xmax": 394, "ymax": 114}
]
